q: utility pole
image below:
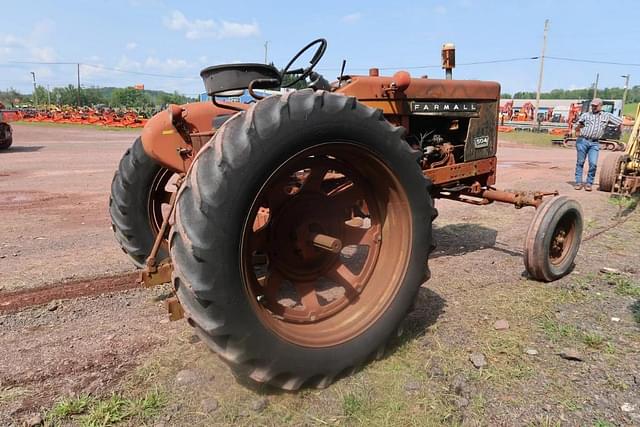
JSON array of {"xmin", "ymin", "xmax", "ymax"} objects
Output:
[
  {"xmin": 621, "ymin": 74, "xmax": 630, "ymax": 116},
  {"xmin": 30, "ymin": 71, "xmax": 38, "ymax": 107},
  {"xmin": 46, "ymin": 85, "xmax": 51, "ymax": 105},
  {"xmin": 77, "ymin": 63, "xmax": 81, "ymax": 107},
  {"xmin": 593, "ymin": 73, "xmax": 599, "ymax": 99},
  {"xmin": 534, "ymin": 19, "xmax": 549, "ymax": 124},
  {"xmin": 264, "ymin": 41, "xmax": 269, "ymax": 64}
]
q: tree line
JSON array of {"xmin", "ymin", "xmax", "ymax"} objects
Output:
[
  {"xmin": 500, "ymin": 86, "xmax": 640, "ymax": 102},
  {"xmin": 0, "ymin": 85, "xmax": 194, "ymax": 110}
]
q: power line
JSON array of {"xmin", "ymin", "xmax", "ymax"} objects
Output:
[
  {"xmin": 546, "ymin": 56, "xmax": 640, "ymax": 67},
  {"xmin": 318, "ymin": 56, "xmax": 539, "ymax": 72},
  {"xmin": 8, "ymin": 61, "xmax": 78, "ymax": 65},
  {"xmin": 5, "ymin": 60, "xmax": 199, "ymax": 80},
  {"xmin": 81, "ymin": 63, "xmax": 199, "ymax": 80}
]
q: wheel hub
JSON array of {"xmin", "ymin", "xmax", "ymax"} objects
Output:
[{"xmin": 270, "ymin": 193, "xmax": 343, "ymax": 281}]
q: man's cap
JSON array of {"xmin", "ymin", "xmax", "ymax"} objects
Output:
[{"xmin": 590, "ymin": 98, "xmax": 603, "ymax": 106}]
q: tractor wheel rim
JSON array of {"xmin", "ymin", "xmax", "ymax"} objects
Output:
[
  {"xmin": 147, "ymin": 168, "xmax": 178, "ymax": 239},
  {"xmin": 549, "ymin": 210, "xmax": 577, "ymax": 266},
  {"xmin": 241, "ymin": 143, "xmax": 413, "ymax": 347}
]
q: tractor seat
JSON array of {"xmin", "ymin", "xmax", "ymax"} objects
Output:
[{"xmin": 200, "ymin": 63, "xmax": 282, "ymax": 96}]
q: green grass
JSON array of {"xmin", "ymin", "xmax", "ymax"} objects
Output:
[
  {"xmin": 602, "ymin": 273, "xmax": 640, "ymax": 298},
  {"xmin": 623, "ymin": 102, "xmax": 638, "ymax": 118},
  {"xmin": 48, "ymin": 395, "xmax": 93, "ymax": 422},
  {"xmin": 539, "ymin": 316, "xmax": 578, "ymax": 342},
  {"xmin": 44, "ymin": 390, "xmax": 166, "ymax": 427},
  {"xmin": 498, "ymin": 131, "xmax": 557, "ymax": 147},
  {"xmin": 632, "ymin": 300, "xmax": 640, "ymax": 324},
  {"xmin": 14, "ymin": 120, "xmax": 139, "ymax": 132},
  {"xmin": 582, "ymin": 332, "xmax": 605, "ymax": 349},
  {"xmin": 607, "ymin": 195, "xmax": 639, "ymax": 211},
  {"xmin": 0, "ymin": 386, "xmax": 31, "ymax": 403}
]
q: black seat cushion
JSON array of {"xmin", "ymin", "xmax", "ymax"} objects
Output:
[{"xmin": 200, "ymin": 63, "xmax": 281, "ymax": 96}]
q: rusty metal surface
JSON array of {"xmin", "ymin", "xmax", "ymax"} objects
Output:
[
  {"xmin": 139, "ymin": 175, "xmax": 182, "ymax": 287},
  {"xmin": 138, "ymin": 261, "xmax": 173, "ymax": 288},
  {"xmin": 481, "ymin": 189, "xmax": 557, "ymax": 208},
  {"xmin": 337, "ymin": 75, "xmax": 500, "ymax": 102},
  {"xmin": 166, "ymin": 296, "xmax": 185, "ymax": 321},
  {"xmin": 141, "ymin": 101, "xmax": 246, "ymax": 172},
  {"xmin": 464, "ymin": 101, "xmax": 499, "ymax": 161},
  {"xmin": 424, "ymin": 156, "xmax": 497, "ymax": 186},
  {"xmin": 240, "ymin": 145, "xmax": 412, "ymax": 347}
]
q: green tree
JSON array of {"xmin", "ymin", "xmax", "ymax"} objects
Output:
[
  {"xmin": 157, "ymin": 91, "xmax": 190, "ymax": 106},
  {"xmin": 110, "ymin": 87, "xmax": 153, "ymax": 108},
  {"xmin": 0, "ymin": 88, "xmax": 25, "ymax": 107}
]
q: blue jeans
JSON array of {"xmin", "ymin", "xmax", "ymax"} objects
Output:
[{"xmin": 575, "ymin": 137, "xmax": 600, "ymax": 185}]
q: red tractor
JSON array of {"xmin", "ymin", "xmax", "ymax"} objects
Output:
[{"xmin": 110, "ymin": 40, "xmax": 583, "ymax": 390}]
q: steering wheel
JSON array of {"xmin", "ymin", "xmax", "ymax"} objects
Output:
[{"xmin": 281, "ymin": 38, "xmax": 327, "ymax": 88}]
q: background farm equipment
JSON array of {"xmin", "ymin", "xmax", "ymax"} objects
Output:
[
  {"xmin": 0, "ymin": 102, "xmax": 20, "ymax": 149},
  {"xmin": 20, "ymin": 106, "xmax": 148, "ymax": 128},
  {"xmin": 599, "ymin": 103, "xmax": 640, "ymax": 194},
  {"xmin": 109, "ymin": 39, "xmax": 584, "ymax": 390},
  {"xmin": 551, "ymin": 100, "xmax": 627, "ymax": 151}
]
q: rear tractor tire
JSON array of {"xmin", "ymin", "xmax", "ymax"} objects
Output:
[
  {"xmin": 109, "ymin": 137, "xmax": 177, "ymax": 267},
  {"xmin": 524, "ymin": 196, "xmax": 583, "ymax": 282},
  {"xmin": 170, "ymin": 89, "xmax": 436, "ymax": 390}
]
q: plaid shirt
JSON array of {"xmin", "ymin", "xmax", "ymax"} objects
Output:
[{"xmin": 576, "ymin": 111, "xmax": 622, "ymax": 140}]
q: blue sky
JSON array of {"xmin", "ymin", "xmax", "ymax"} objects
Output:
[{"xmin": 2, "ymin": 0, "xmax": 639, "ymax": 97}]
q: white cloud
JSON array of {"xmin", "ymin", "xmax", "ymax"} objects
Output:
[
  {"xmin": 219, "ymin": 21, "xmax": 260, "ymax": 38},
  {"xmin": 125, "ymin": 42, "xmax": 138, "ymax": 50},
  {"xmin": 30, "ymin": 47, "xmax": 55, "ymax": 62},
  {"xmin": 144, "ymin": 56, "xmax": 189, "ymax": 72},
  {"xmin": 341, "ymin": 13, "xmax": 362, "ymax": 24},
  {"xmin": 0, "ymin": 20, "xmax": 57, "ymax": 62},
  {"xmin": 434, "ymin": 5, "xmax": 447, "ymax": 14},
  {"xmin": 164, "ymin": 10, "xmax": 259, "ymax": 39}
]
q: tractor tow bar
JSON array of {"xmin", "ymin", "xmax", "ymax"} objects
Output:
[
  {"xmin": 138, "ymin": 175, "xmax": 184, "ymax": 320},
  {"xmin": 437, "ymin": 183, "xmax": 558, "ymax": 209}
]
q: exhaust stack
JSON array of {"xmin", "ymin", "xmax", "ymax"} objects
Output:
[{"xmin": 442, "ymin": 43, "xmax": 455, "ymax": 80}]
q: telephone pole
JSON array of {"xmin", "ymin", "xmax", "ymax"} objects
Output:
[
  {"xmin": 30, "ymin": 71, "xmax": 38, "ymax": 107},
  {"xmin": 592, "ymin": 73, "xmax": 599, "ymax": 99},
  {"xmin": 621, "ymin": 74, "xmax": 630, "ymax": 116},
  {"xmin": 77, "ymin": 63, "xmax": 81, "ymax": 107},
  {"xmin": 264, "ymin": 41, "xmax": 269, "ymax": 64},
  {"xmin": 534, "ymin": 19, "xmax": 549, "ymax": 123}
]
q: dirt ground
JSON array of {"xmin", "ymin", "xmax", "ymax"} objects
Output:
[{"xmin": 0, "ymin": 124, "xmax": 638, "ymax": 426}]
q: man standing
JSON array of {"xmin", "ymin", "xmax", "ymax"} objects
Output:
[{"xmin": 574, "ymin": 98, "xmax": 623, "ymax": 191}]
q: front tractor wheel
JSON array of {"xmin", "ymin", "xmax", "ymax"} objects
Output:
[
  {"xmin": 170, "ymin": 90, "xmax": 435, "ymax": 390},
  {"xmin": 524, "ymin": 196, "xmax": 583, "ymax": 282}
]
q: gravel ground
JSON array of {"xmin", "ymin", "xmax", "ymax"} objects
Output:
[{"xmin": 0, "ymin": 124, "xmax": 638, "ymax": 426}]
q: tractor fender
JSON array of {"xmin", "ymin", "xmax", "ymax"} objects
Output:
[{"xmin": 141, "ymin": 101, "xmax": 247, "ymax": 173}]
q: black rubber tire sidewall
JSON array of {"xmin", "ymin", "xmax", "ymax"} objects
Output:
[
  {"xmin": 0, "ymin": 123, "xmax": 12, "ymax": 149},
  {"xmin": 599, "ymin": 153, "xmax": 625, "ymax": 192},
  {"xmin": 170, "ymin": 90, "xmax": 434, "ymax": 388},
  {"xmin": 109, "ymin": 137, "xmax": 169, "ymax": 268},
  {"xmin": 524, "ymin": 196, "xmax": 583, "ymax": 282}
]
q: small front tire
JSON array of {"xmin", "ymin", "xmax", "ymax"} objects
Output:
[{"xmin": 524, "ymin": 196, "xmax": 583, "ymax": 282}]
